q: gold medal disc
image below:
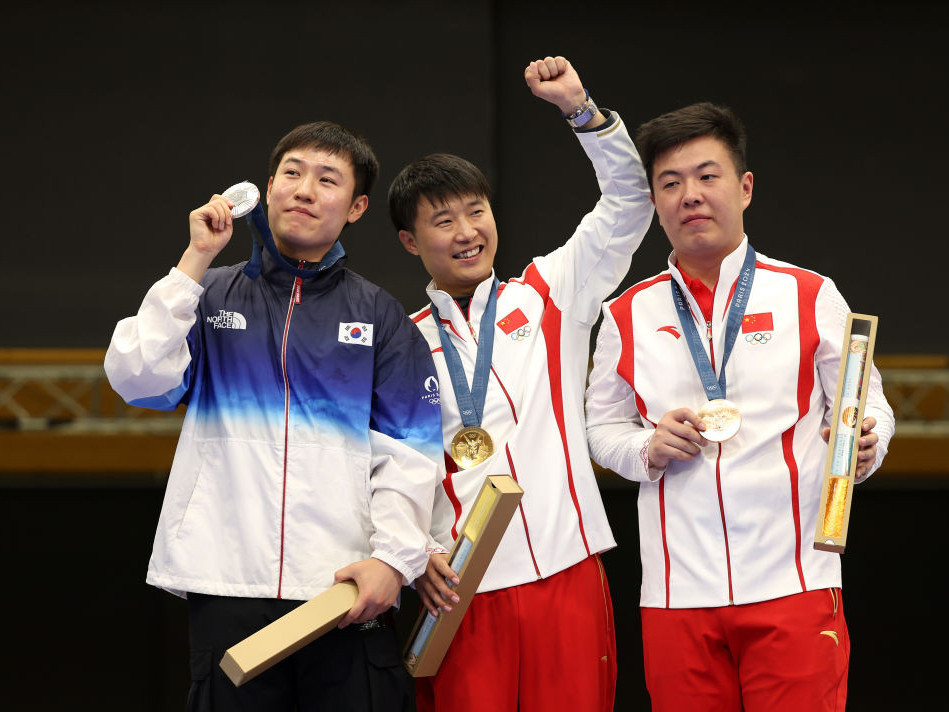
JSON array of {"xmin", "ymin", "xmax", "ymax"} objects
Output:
[
  {"xmin": 697, "ymin": 399, "xmax": 742, "ymax": 442},
  {"xmin": 450, "ymin": 426, "xmax": 494, "ymax": 469}
]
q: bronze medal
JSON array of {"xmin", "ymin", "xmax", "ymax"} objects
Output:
[
  {"xmin": 450, "ymin": 426, "xmax": 494, "ymax": 469},
  {"xmin": 697, "ymin": 398, "xmax": 742, "ymax": 442}
]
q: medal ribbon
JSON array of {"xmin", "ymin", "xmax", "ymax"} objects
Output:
[
  {"xmin": 671, "ymin": 246, "xmax": 756, "ymax": 401},
  {"xmin": 242, "ymin": 203, "xmax": 338, "ymax": 279},
  {"xmin": 429, "ymin": 278, "xmax": 499, "ymax": 428}
]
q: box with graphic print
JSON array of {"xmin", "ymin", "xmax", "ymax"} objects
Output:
[
  {"xmin": 813, "ymin": 313, "xmax": 878, "ymax": 554},
  {"xmin": 403, "ymin": 474, "xmax": 524, "ymax": 677},
  {"xmin": 219, "ymin": 581, "xmax": 358, "ymax": 686}
]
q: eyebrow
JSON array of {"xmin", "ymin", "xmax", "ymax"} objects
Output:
[
  {"xmin": 429, "ymin": 198, "xmax": 486, "ymax": 221},
  {"xmin": 282, "ymin": 156, "xmax": 342, "ymax": 174},
  {"xmin": 656, "ymin": 160, "xmax": 723, "ymax": 182}
]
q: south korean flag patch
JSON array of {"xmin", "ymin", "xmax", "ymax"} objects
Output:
[{"xmin": 339, "ymin": 322, "xmax": 374, "ymax": 347}]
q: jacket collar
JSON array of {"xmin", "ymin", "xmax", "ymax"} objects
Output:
[
  {"xmin": 426, "ymin": 271, "xmax": 498, "ymax": 342},
  {"xmin": 667, "ymin": 235, "xmax": 751, "ymax": 338},
  {"xmin": 256, "ymin": 241, "xmax": 348, "ymax": 292}
]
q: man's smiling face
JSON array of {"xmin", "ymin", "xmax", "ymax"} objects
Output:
[{"xmin": 398, "ymin": 193, "xmax": 498, "ymax": 297}]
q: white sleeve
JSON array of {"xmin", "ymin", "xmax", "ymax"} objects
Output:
[
  {"xmin": 585, "ymin": 301, "xmax": 659, "ymax": 482},
  {"xmin": 534, "ymin": 113, "xmax": 654, "ymax": 325},
  {"xmin": 814, "ymin": 279, "xmax": 895, "ymax": 482},
  {"xmin": 365, "ymin": 307, "xmax": 445, "ymax": 584},
  {"xmin": 104, "ymin": 267, "xmax": 202, "ymax": 408},
  {"xmin": 367, "ymin": 431, "xmax": 441, "ymax": 585}
]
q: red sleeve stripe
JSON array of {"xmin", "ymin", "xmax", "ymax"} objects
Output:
[
  {"xmin": 541, "ymin": 301, "xmax": 590, "ymax": 555},
  {"xmin": 609, "ymin": 275, "xmax": 670, "ymax": 602},
  {"xmin": 609, "ymin": 274, "xmax": 668, "ymax": 420}
]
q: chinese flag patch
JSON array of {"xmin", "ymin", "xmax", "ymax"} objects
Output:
[
  {"xmin": 742, "ymin": 312, "xmax": 774, "ymax": 333},
  {"xmin": 497, "ymin": 308, "xmax": 529, "ymax": 334}
]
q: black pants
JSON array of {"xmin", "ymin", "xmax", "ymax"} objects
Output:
[{"xmin": 186, "ymin": 593, "xmax": 409, "ymax": 712}]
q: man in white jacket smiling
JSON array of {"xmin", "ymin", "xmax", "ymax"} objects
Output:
[{"xmin": 389, "ymin": 56, "xmax": 653, "ymax": 712}]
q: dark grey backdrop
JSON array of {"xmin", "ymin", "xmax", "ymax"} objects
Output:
[
  {"xmin": 1, "ymin": 1, "xmax": 946, "ymax": 709},
  {"xmin": 2, "ymin": 1, "xmax": 946, "ymax": 354}
]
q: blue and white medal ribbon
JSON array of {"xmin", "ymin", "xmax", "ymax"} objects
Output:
[
  {"xmin": 221, "ymin": 180, "xmax": 334, "ymax": 280},
  {"xmin": 671, "ymin": 246, "xmax": 757, "ymax": 442},
  {"xmin": 429, "ymin": 278, "xmax": 499, "ymax": 468}
]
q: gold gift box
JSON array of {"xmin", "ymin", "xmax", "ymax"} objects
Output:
[
  {"xmin": 403, "ymin": 474, "xmax": 524, "ymax": 677},
  {"xmin": 813, "ymin": 313, "xmax": 878, "ymax": 553}
]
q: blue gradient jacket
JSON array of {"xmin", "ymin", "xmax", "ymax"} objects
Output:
[{"xmin": 105, "ymin": 245, "xmax": 443, "ymax": 600}]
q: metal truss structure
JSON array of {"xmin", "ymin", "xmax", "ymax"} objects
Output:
[{"xmin": 1, "ymin": 351, "xmax": 946, "ymax": 474}]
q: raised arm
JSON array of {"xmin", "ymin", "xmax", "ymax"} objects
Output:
[
  {"xmin": 522, "ymin": 56, "xmax": 654, "ymax": 324},
  {"xmin": 104, "ymin": 193, "xmax": 236, "ymax": 408},
  {"xmin": 524, "ymin": 55, "xmax": 606, "ymax": 131}
]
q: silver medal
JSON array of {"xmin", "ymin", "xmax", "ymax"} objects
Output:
[{"xmin": 222, "ymin": 181, "xmax": 260, "ymax": 218}]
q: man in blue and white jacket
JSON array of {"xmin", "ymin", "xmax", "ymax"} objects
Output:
[{"xmin": 105, "ymin": 121, "xmax": 443, "ymax": 712}]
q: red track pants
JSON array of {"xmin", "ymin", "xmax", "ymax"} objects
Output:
[
  {"xmin": 417, "ymin": 555, "xmax": 616, "ymax": 712},
  {"xmin": 641, "ymin": 588, "xmax": 850, "ymax": 712}
]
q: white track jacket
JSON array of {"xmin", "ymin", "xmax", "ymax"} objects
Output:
[
  {"xmin": 586, "ymin": 239, "xmax": 895, "ymax": 608},
  {"xmin": 410, "ymin": 113, "xmax": 654, "ymax": 592}
]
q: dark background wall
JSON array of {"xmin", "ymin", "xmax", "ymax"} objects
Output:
[
  {"xmin": 2, "ymin": 1, "xmax": 946, "ymax": 354},
  {"xmin": 2, "ymin": 477, "xmax": 945, "ymax": 709},
  {"xmin": 1, "ymin": 1, "xmax": 947, "ymax": 709}
]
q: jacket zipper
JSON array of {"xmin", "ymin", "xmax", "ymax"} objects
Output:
[
  {"xmin": 706, "ymin": 310, "xmax": 734, "ymax": 604},
  {"xmin": 277, "ymin": 262, "xmax": 305, "ymax": 597}
]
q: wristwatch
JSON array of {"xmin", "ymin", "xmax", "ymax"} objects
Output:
[{"xmin": 562, "ymin": 89, "xmax": 598, "ymax": 128}]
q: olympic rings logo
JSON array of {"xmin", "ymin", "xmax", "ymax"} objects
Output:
[
  {"xmin": 510, "ymin": 325, "xmax": 532, "ymax": 342},
  {"xmin": 745, "ymin": 332, "xmax": 772, "ymax": 345}
]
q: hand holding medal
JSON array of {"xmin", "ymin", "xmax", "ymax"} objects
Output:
[
  {"xmin": 216, "ymin": 179, "xmax": 333, "ymax": 281},
  {"xmin": 696, "ymin": 399, "xmax": 742, "ymax": 443},
  {"xmin": 180, "ymin": 183, "xmax": 259, "ymax": 282}
]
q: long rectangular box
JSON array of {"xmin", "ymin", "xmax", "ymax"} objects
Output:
[
  {"xmin": 219, "ymin": 581, "xmax": 358, "ymax": 686},
  {"xmin": 403, "ymin": 474, "xmax": 523, "ymax": 677},
  {"xmin": 813, "ymin": 313, "xmax": 879, "ymax": 554}
]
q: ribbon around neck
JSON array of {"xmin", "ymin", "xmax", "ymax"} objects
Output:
[
  {"xmin": 242, "ymin": 203, "xmax": 338, "ymax": 279},
  {"xmin": 670, "ymin": 246, "xmax": 756, "ymax": 401},
  {"xmin": 429, "ymin": 278, "xmax": 500, "ymax": 428}
]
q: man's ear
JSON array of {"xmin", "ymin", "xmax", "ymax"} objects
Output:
[
  {"xmin": 398, "ymin": 229, "xmax": 420, "ymax": 256},
  {"xmin": 740, "ymin": 171, "xmax": 754, "ymax": 210},
  {"xmin": 347, "ymin": 195, "xmax": 369, "ymax": 223}
]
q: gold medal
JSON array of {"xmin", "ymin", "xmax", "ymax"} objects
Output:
[
  {"xmin": 450, "ymin": 426, "xmax": 494, "ymax": 469},
  {"xmin": 697, "ymin": 398, "xmax": 742, "ymax": 442}
]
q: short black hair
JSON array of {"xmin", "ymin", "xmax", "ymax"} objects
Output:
[
  {"xmin": 269, "ymin": 121, "xmax": 379, "ymax": 199},
  {"xmin": 635, "ymin": 102, "xmax": 748, "ymax": 192},
  {"xmin": 388, "ymin": 153, "xmax": 492, "ymax": 233}
]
